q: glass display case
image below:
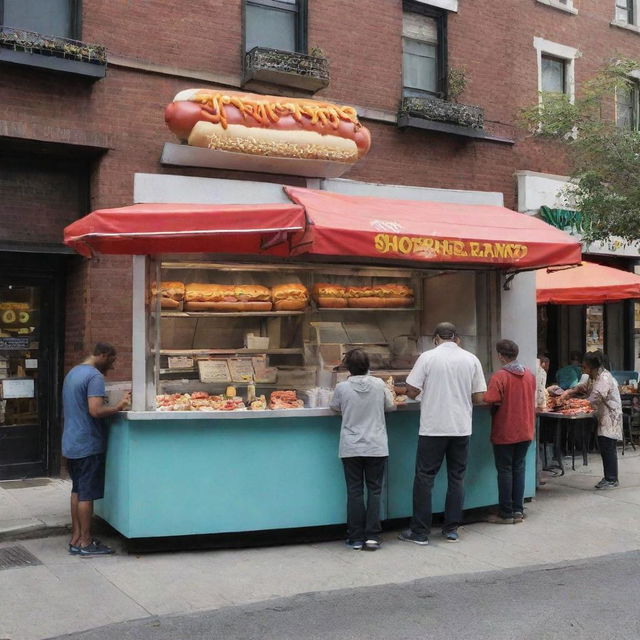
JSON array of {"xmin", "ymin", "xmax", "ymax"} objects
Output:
[{"xmin": 149, "ymin": 259, "xmax": 423, "ymax": 411}]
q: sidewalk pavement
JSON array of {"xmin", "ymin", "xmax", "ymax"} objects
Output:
[{"xmin": 2, "ymin": 450, "xmax": 640, "ymax": 640}]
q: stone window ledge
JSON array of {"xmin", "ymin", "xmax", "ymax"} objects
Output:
[
  {"xmin": 611, "ymin": 20, "xmax": 640, "ymax": 35},
  {"xmin": 535, "ymin": 0, "xmax": 578, "ymax": 15}
]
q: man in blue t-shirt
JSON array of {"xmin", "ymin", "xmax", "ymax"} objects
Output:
[{"xmin": 62, "ymin": 342, "xmax": 130, "ymax": 556}]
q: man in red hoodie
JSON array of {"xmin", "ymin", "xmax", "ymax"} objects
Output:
[{"xmin": 483, "ymin": 339, "xmax": 536, "ymax": 525}]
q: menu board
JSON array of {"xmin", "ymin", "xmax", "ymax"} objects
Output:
[
  {"xmin": 1, "ymin": 378, "xmax": 35, "ymax": 399},
  {"xmin": 197, "ymin": 359, "xmax": 231, "ymax": 383},
  {"xmin": 228, "ymin": 358, "xmax": 255, "ymax": 382},
  {"xmin": 168, "ymin": 356, "xmax": 194, "ymax": 370}
]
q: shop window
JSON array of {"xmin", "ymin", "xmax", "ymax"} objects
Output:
[
  {"xmin": 244, "ymin": 0, "xmax": 306, "ymax": 53},
  {"xmin": 616, "ymin": 81, "xmax": 640, "ymax": 130},
  {"xmin": 402, "ymin": 2, "xmax": 447, "ymax": 98},
  {"xmin": 1, "ymin": 0, "xmax": 80, "ymax": 39}
]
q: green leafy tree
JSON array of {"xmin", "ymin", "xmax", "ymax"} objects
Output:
[{"xmin": 521, "ymin": 58, "xmax": 640, "ymax": 244}]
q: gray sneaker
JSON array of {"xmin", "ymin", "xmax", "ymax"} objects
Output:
[
  {"xmin": 398, "ymin": 529, "xmax": 429, "ymax": 545},
  {"xmin": 596, "ymin": 480, "xmax": 619, "ymax": 490},
  {"xmin": 487, "ymin": 513, "xmax": 515, "ymax": 525}
]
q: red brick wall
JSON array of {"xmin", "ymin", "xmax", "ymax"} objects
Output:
[{"xmin": 0, "ymin": 0, "xmax": 638, "ymax": 381}]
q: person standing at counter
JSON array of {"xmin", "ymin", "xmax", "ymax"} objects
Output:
[
  {"xmin": 555, "ymin": 351, "xmax": 584, "ymax": 390},
  {"xmin": 399, "ymin": 322, "xmax": 486, "ymax": 545},
  {"xmin": 561, "ymin": 351, "xmax": 622, "ymax": 489},
  {"xmin": 331, "ymin": 349, "xmax": 395, "ymax": 551},
  {"xmin": 62, "ymin": 342, "xmax": 131, "ymax": 556},
  {"xmin": 483, "ymin": 340, "xmax": 536, "ymax": 524}
]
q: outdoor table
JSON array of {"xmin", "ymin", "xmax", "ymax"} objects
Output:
[{"xmin": 538, "ymin": 412, "xmax": 597, "ymax": 475}]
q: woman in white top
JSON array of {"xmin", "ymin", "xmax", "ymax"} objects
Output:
[{"xmin": 562, "ymin": 351, "xmax": 622, "ymax": 489}]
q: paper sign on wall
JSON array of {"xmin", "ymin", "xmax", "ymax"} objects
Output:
[
  {"xmin": 1, "ymin": 378, "xmax": 35, "ymax": 399},
  {"xmin": 25, "ymin": 359, "xmax": 38, "ymax": 369}
]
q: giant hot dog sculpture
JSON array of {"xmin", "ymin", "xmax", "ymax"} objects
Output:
[{"xmin": 165, "ymin": 89, "xmax": 371, "ymax": 163}]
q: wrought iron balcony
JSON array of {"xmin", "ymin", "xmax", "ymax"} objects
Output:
[
  {"xmin": 243, "ymin": 47, "xmax": 329, "ymax": 94},
  {"xmin": 0, "ymin": 27, "xmax": 106, "ymax": 78}
]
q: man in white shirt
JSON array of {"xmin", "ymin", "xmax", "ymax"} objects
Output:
[{"xmin": 399, "ymin": 322, "xmax": 487, "ymax": 545}]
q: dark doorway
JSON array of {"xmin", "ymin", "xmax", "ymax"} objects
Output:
[{"xmin": 0, "ymin": 255, "xmax": 65, "ymax": 479}]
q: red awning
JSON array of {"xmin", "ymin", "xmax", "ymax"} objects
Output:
[
  {"xmin": 63, "ymin": 202, "xmax": 306, "ymax": 257},
  {"xmin": 536, "ymin": 261, "xmax": 640, "ymax": 305},
  {"xmin": 284, "ymin": 187, "xmax": 581, "ymax": 269}
]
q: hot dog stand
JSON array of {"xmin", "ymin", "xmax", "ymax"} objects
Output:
[{"xmin": 63, "ymin": 187, "xmax": 581, "ymax": 541}]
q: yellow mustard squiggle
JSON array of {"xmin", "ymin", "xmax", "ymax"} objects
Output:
[{"xmin": 192, "ymin": 92, "xmax": 361, "ymax": 131}]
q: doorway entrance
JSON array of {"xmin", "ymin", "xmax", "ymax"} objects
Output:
[{"xmin": 0, "ymin": 260, "xmax": 64, "ymax": 479}]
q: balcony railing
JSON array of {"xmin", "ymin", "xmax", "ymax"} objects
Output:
[
  {"xmin": 243, "ymin": 47, "xmax": 329, "ymax": 94},
  {"xmin": 0, "ymin": 26, "xmax": 106, "ymax": 78}
]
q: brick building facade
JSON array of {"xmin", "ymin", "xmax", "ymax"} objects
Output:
[{"xmin": 0, "ymin": 0, "xmax": 638, "ymax": 477}]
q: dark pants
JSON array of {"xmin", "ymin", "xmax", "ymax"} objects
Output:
[
  {"xmin": 493, "ymin": 441, "xmax": 531, "ymax": 518},
  {"xmin": 598, "ymin": 435, "xmax": 618, "ymax": 482},
  {"xmin": 411, "ymin": 435, "xmax": 469, "ymax": 535},
  {"xmin": 342, "ymin": 456, "xmax": 387, "ymax": 542}
]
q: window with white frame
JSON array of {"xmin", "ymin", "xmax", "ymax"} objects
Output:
[
  {"xmin": 244, "ymin": 0, "xmax": 306, "ymax": 53},
  {"xmin": 534, "ymin": 37, "xmax": 578, "ymax": 103},
  {"xmin": 402, "ymin": 2, "xmax": 446, "ymax": 98},
  {"xmin": 541, "ymin": 55, "xmax": 567, "ymax": 94},
  {"xmin": 615, "ymin": 0, "xmax": 635, "ymax": 24},
  {"xmin": 535, "ymin": 0, "xmax": 577, "ymax": 14},
  {"xmin": 616, "ymin": 80, "xmax": 640, "ymax": 130}
]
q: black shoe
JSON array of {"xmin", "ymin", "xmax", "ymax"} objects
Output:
[
  {"xmin": 364, "ymin": 539, "xmax": 381, "ymax": 551},
  {"xmin": 68, "ymin": 543, "xmax": 81, "ymax": 555},
  {"xmin": 398, "ymin": 529, "xmax": 429, "ymax": 545}
]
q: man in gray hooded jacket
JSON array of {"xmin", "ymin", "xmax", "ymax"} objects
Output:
[{"xmin": 331, "ymin": 349, "xmax": 395, "ymax": 551}]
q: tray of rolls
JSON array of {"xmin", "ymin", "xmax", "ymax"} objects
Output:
[{"xmin": 152, "ymin": 281, "xmax": 309, "ymax": 312}]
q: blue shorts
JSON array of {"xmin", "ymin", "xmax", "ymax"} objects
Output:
[{"xmin": 68, "ymin": 453, "xmax": 106, "ymax": 501}]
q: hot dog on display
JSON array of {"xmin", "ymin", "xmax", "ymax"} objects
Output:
[{"xmin": 164, "ymin": 89, "xmax": 372, "ymax": 163}]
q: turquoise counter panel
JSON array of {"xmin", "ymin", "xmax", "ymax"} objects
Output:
[{"xmin": 96, "ymin": 408, "xmax": 535, "ymax": 539}]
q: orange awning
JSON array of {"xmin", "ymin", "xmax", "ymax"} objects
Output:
[
  {"xmin": 64, "ymin": 188, "xmax": 581, "ymax": 271},
  {"xmin": 63, "ymin": 202, "xmax": 306, "ymax": 257},
  {"xmin": 284, "ymin": 187, "xmax": 581, "ymax": 270},
  {"xmin": 537, "ymin": 261, "xmax": 640, "ymax": 305}
]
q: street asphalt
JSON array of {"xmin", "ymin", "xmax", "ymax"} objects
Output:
[{"xmin": 47, "ymin": 550, "xmax": 640, "ymax": 640}]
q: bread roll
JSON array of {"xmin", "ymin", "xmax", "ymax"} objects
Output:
[
  {"xmin": 184, "ymin": 301, "xmax": 273, "ymax": 312},
  {"xmin": 160, "ymin": 298, "xmax": 181, "ymax": 310},
  {"xmin": 347, "ymin": 297, "xmax": 414, "ymax": 308},
  {"xmin": 272, "ymin": 283, "xmax": 309, "ymax": 301},
  {"xmin": 274, "ymin": 299, "xmax": 308, "ymax": 311},
  {"xmin": 315, "ymin": 297, "xmax": 348, "ymax": 308},
  {"xmin": 188, "ymin": 121, "xmax": 359, "ymax": 163}
]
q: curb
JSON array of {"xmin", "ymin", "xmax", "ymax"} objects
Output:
[{"xmin": 0, "ymin": 523, "xmax": 71, "ymax": 543}]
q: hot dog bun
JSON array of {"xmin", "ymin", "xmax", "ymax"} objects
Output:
[
  {"xmin": 185, "ymin": 283, "xmax": 271, "ymax": 303},
  {"xmin": 188, "ymin": 121, "xmax": 358, "ymax": 163},
  {"xmin": 347, "ymin": 297, "xmax": 414, "ymax": 308},
  {"xmin": 165, "ymin": 89, "xmax": 372, "ymax": 161},
  {"xmin": 274, "ymin": 299, "xmax": 308, "ymax": 311},
  {"xmin": 271, "ymin": 283, "xmax": 309, "ymax": 311},
  {"xmin": 271, "ymin": 283, "xmax": 309, "ymax": 301},
  {"xmin": 161, "ymin": 298, "xmax": 182, "ymax": 310},
  {"xmin": 184, "ymin": 301, "xmax": 273, "ymax": 312},
  {"xmin": 315, "ymin": 297, "xmax": 348, "ymax": 308},
  {"xmin": 312, "ymin": 283, "xmax": 348, "ymax": 308}
]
